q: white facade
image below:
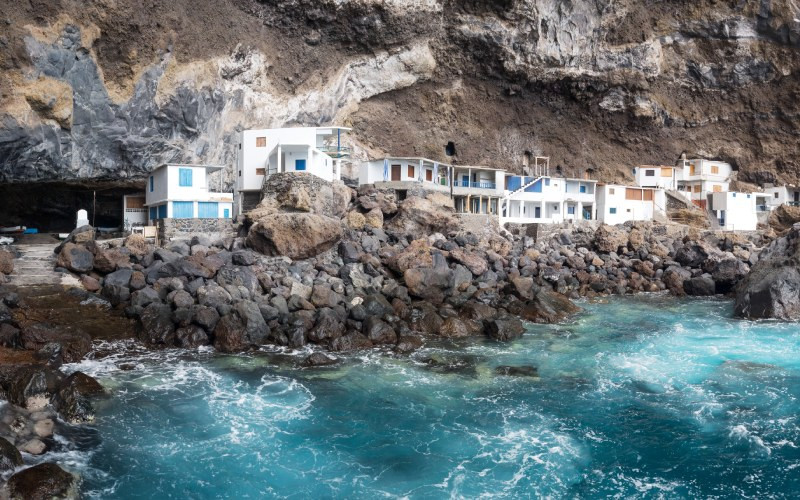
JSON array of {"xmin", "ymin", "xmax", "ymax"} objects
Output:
[
  {"xmin": 709, "ymin": 191, "xmax": 758, "ymax": 231},
  {"xmin": 145, "ymin": 164, "xmax": 233, "ymax": 223},
  {"xmin": 235, "ymin": 127, "xmax": 350, "ymax": 215},
  {"xmin": 596, "ymin": 184, "xmax": 666, "ymax": 225},
  {"xmin": 764, "ymin": 185, "xmax": 800, "ymax": 209},
  {"xmin": 123, "ymin": 195, "xmax": 147, "ymax": 230},
  {"xmin": 633, "ymin": 165, "xmax": 680, "ymax": 190},
  {"xmin": 359, "ymin": 158, "xmax": 506, "ymax": 215},
  {"xmin": 500, "ymin": 175, "xmax": 597, "ymax": 224}
]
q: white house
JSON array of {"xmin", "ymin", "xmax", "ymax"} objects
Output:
[
  {"xmin": 764, "ymin": 184, "xmax": 800, "ymax": 209},
  {"xmin": 596, "ymin": 184, "xmax": 666, "ymax": 225},
  {"xmin": 235, "ymin": 126, "xmax": 350, "ymax": 215},
  {"xmin": 500, "ymin": 174, "xmax": 597, "ymax": 224},
  {"xmin": 709, "ymin": 191, "xmax": 758, "ymax": 231},
  {"xmin": 359, "ymin": 158, "xmax": 506, "ymax": 215},
  {"xmin": 633, "ymin": 165, "xmax": 680, "ymax": 190},
  {"xmin": 145, "ymin": 164, "xmax": 233, "ymax": 223}
]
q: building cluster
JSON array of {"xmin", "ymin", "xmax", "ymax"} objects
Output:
[{"xmin": 123, "ymin": 126, "xmax": 799, "ymax": 233}]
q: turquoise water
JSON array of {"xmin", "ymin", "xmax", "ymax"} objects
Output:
[{"xmin": 56, "ymin": 295, "xmax": 800, "ymax": 498}]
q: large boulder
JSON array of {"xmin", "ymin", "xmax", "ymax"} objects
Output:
[
  {"xmin": 519, "ymin": 286, "xmax": 581, "ymax": 324},
  {"xmin": 0, "ymin": 365, "xmax": 63, "ymax": 409},
  {"xmin": 485, "ymin": 318, "xmax": 525, "ymax": 341},
  {"xmin": 93, "ymin": 246, "xmax": 131, "ymax": 273},
  {"xmin": 138, "ymin": 303, "xmax": 176, "ymax": 346},
  {"xmin": 593, "ymin": 225, "xmax": 628, "ymax": 254},
  {"xmin": 247, "ymin": 213, "xmax": 343, "ymax": 259},
  {"xmin": 384, "ymin": 194, "xmax": 457, "ymax": 237},
  {"xmin": 683, "ymin": 275, "xmax": 716, "ymax": 296},
  {"xmin": 56, "ymin": 243, "xmax": 94, "ymax": 274},
  {"xmin": 7, "ymin": 463, "xmax": 79, "ymax": 500},
  {"xmin": 19, "ymin": 324, "xmax": 92, "ymax": 363},
  {"xmin": 51, "ymin": 372, "xmax": 104, "ymax": 424},
  {"xmin": 735, "ymin": 225, "xmax": 800, "ymax": 319},
  {"xmin": 212, "ymin": 301, "xmax": 270, "ymax": 353},
  {"xmin": 251, "ymin": 172, "xmax": 351, "ymax": 218},
  {"xmin": 54, "ymin": 225, "xmax": 94, "ymax": 254},
  {"xmin": 0, "ymin": 437, "xmax": 23, "ymax": 473}
]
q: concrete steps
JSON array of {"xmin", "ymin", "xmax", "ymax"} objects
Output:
[{"xmin": 6, "ymin": 244, "xmax": 79, "ymax": 287}]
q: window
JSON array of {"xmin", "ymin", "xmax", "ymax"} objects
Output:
[
  {"xmin": 661, "ymin": 168, "xmax": 673, "ymax": 177},
  {"xmin": 711, "ymin": 165, "xmax": 719, "ymax": 174},
  {"xmin": 643, "ymin": 189, "xmax": 653, "ymax": 201},
  {"xmin": 238, "ymin": 170, "xmax": 242, "ymax": 177},
  {"xmin": 256, "ymin": 137, "xmax": 266, "ymax": 147},
  {"xmin": 609, "ymin": 188, "xmax": 615, "ymax": 195},
  {"xmin": 158, "ymin": 204, "xmax": 167, "ymax": 219},
  {"xmin": 625, "ymin": 188, "xmax": 642, "ymax": 200},
  {"xmin": 609, "ymin": 208, "xmax": 617, "ymax": 214},
  {"xmin": 545, "ymin": 178, "xmax": 550, "ymax": 186},
  {"xmin": 645, "ymin": 170, "xmax": 655, "ymax": 176},
  {"xmin": 407, "ymin": 165, "xmax": 414, "ymax": 178},
  {"xmin": 693, "ymin": 185, "xmax": 701, "ymax": 193},
  {"xmin": 179, "ymin": 168, "xmax": 193, "ymax": 187},
  {"xmin": 774, "ymin": 192, "xmax": 779, "ymax": 198},
  {"xmin": 627, "ymin": 208, "xmax": 632, "ymax": 212},
  {"xmin": 568, "ymin": 206, "xmax": 575, "ymax": 215},
  {"xmin": 149, "ymin": 176, "xmax": 154, "ymax": 192},
  {"xmin": 747, "ymin": 194, "xmax": 751, "ymax": 198},
  {"xmin": 580, "ymin": 185, "xmax": 587, "ymax": 193},
  {"xmin": 256, "ymin": 168, "xmax": 265, "ymax": 176},
  {"xmin": 732, "ymin": 192, "xmax": 737, "ymax": 197},
  {"xmin": 712, "ymin": 185, "xmax": 722, "ymax": 192}
]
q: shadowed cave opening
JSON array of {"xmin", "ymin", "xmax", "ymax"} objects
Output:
[{"xmin": 0, "ymin": 182, "xmax": 144, "ymax": 233}]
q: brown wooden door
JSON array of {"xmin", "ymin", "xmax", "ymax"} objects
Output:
[
  {"xmin": 426, "ymin": 169, "xmax": 433, "ymax": 181},
  {"xmin": 391, "ymin": 165, "xmax": 401, "ymax": 181}
]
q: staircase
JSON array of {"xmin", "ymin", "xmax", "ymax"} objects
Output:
[
  {"xmin": 501, "ymin": 176, "xmax": 545, "ymax": 215},
  {"xmin": 6, "ymin": 244, "xmax": 79, "ymax": 287}
]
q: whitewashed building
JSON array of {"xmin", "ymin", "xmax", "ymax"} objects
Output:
[
  {"xmin": 122, "ymin": 195, "xmax": 147, "ymax": 230},
  {"xmin": 359, "ymin": 158, "xmax": 506, "ymax": 215},
  {"xmin": 633, "ymin": 165, "xmax": 680, "ymax": 190},
  {"xmin": 235, "ymin": 126, "xmax": 350, "ymax": 215},
  {"xmin": 500, "ymin": 175, "xmax": 597, "ymax": 224},
  {"xmin": 709, "ymin": 191, "xmax": 758, "ymax": 231},
  {"xmin": 764, "ymin": 184, "xmax": 800, "ymax": 209},
  {"xmin": 145, "ymin": 164, "xmax": 233, "ymax": 222},
  {"xmin": 596, "ymin": 184, "xmax": 666, "ymax": 225},
  {"xmin": 633, "ymin": 159, "xmax": 732, "ymax": 209}
]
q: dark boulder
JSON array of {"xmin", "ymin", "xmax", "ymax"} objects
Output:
[
  {"xmin": 519, "ymin": 287, "xmax": 581, "ymax": 324},
  {"xmin": 363, "ymin": 317, "xmax": 397, "ymax": 344},
  {"xmin": 302, "ymin": 352, "xmax": 338, "ymax": 367},
  {"xmin": 0, "ymin": 365, "xmax": 63, "ymax": 409},
  {"xmin": 7, "ymin": 463, "xmax": 78, "ymax": 500},
  {"xmin": 0, "ymin": 437, "xmax": 23, "ymax": 473},
  {"xmin": 683, "ymin": 275, "xmax": 716, "ymax": 296},
  {"xmin": 494, "ymin": 365, "xmax": 539, "ymax": 377},
  {"xmin": 308, "ymin": 308, "xmax": 345, "ymax": 343},
  {"xmin": 175, "ymin": 325, "xmax": 210, "ymax": 348},
  {"xmin": 51, "ymin": 371, "xmax": 104, "ymax": 424},
  {"xmin": 19, "ymin": 324, "xmax": 91, "ymax": 363},
  {"xmin": 138, "ymin": 303, "xmax": 176, "ymax": 346},
  {"xmin": 56, "ymin": 243, "xmax": 94, "ymax": 274},
  {"xmin": 485, "ymin": 318, "xmax": 525, "ymax": 341},
  {"xmin": 329, "ymin": 331, "xmax": 373, "ymax": 351}
]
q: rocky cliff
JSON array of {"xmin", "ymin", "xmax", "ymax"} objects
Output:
[{"xmin": 2, "ymin": 0, "xmax": 800, "ymax": 188}]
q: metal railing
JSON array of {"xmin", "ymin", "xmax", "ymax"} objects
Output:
[
  {"xmin": 454, "ymin": 180, "xmax": 497, "ymax": 189},
  {"xmin": 317, "ymin": 145, "xmax": 351, "ymax": 158}
]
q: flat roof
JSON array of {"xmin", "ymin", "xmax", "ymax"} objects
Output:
[
  {"xmin": 155, "ymin": 163, "xmax": 225, "ymax": 172},
  {"xmin": 370, "ymin": 157, "xmax": 503, "ymax": 171}
]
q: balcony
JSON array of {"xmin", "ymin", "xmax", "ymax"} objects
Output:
[
  {"xmin": 317, "ymin": 145, "xmax": 351, "ymax": 158},
  {"xmin": 454, "ymin": 180, "xmax": 497, "ymax": 189}
]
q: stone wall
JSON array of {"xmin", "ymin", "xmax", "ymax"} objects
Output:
[{"xmin": 158, "ymin": 218, "xmax": 237, "ymax": 243}]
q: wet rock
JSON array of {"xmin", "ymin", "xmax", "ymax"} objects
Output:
[
  {"xmin": 19, "ymin": 324, "xmax": 91, "ymax": 363},
  {"xmin": 0, "ymin": 365, "xmax": 62, "ymax": 409},
  {"xmin": 33, "ymin": 418, "xmax": 54, "ymax": 438},
  {"xmin": 192, "ymin": 306, "xmax": 220, "ymax": 332},
  {"xmin": 485, "ymin": 318, "xmax": 525, "ymax": 341},
  {"xmin": 519, "ymin": 287, "xmax": 580, "ymax": 324},
  {"xmin": 329, "ymin": 331, "xmax": 373, "ymax": 352},
  {"xmin": 494, "ymin": 365, "xmax": 539, "ymax": 377},
  {"xmin": 0, "ymin": 437, "xmax": 22, "ymax": 472},
  {"xmin": 302, "ymin": 352, "xmax": 337, "ymax": 367},
  {"xmin": 439, "ymin": 317, "xmax": 473, "ymax": 338},
  {"xmin": 7, "ymin": 463, "xmax": 78, "ymax": 500},
  {"xmin": 683, "ymin": 275, "xmax": 716, "ymax": 296},
  {"xmin": 363, "ymin": 317, "xmax": 397, "ymax": 344},
  {"xmin": 0, "ymin": 323, "xmax": 20, "ymax": 348},
  {"xmin": 175, "ymin": 325, "xmax": 210, "ymax": 348},
  {"xmin": 56, "ymin": 243, "xmax": 94, "ymax": 274},
  {"xmin": 20, "ymin": 438, "xmax": 46, "ymax": 455},
  {"xmin": 308, "ymin": 308, "xmax": 345, "ymax": 343},
  {"xmin": 130, "ymin": 287, "xmax": 161, "ymax": 308},
  {"xmin": 52, "ymin": 371, "xmax": 104, "ymax": 424},
  {"xmin": 138, "ymin": 303, "xmax": 176, "ymax": 346},
  {"xmin": 394, "ymin": 334, "xmax": 424, "ymax": 353}
]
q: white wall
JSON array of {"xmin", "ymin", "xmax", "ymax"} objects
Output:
[
  {"xmin": 123, "ymin": 195, "xmax": 147, "ymax": 229},
  {"xmin": 596, "ymin": 185, "xmax": 658, "ymax": 225},
  {"xmin": 710, "ymin": 192, "xmax": 757, "ymax": 231},
  {"xmin": 146, "ymin": 167, "xmax": 170, "ymax": 206},
  {"xmin": 634, "ymin": 166, "xmax": 678, "ymax": 190}
]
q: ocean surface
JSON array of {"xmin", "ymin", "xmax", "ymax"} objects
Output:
[{"xmin": 52, "ymin": 295, "xmax": 800, "ymax": 498}]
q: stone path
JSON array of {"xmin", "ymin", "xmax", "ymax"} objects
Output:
[{"xmin": 6, "ymin": 244, "xmax": 80, "ymax": 287}]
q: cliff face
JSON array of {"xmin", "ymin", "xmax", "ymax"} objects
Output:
[{"xmin": 1, "ymin": 0, "xmax": 799, "ymax": 188}]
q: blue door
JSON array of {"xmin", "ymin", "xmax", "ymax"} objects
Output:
[
  {"xmin": 223, "ymin": 209, "xmax": 230, "ymax": 219},
  {"xmin": 198, "ymin": 202, "xmax": 218, "ymax": 218},
  {"xmin": 295, "ymin": 159, "xmax": 306, "ymax": 171},
  {"xmin": 157, "ymin": 204, "xmax": 167, "ymax": 219},
  {"xmin": 149, "ymin": 207, "xmax": 157, "ymax": 220},
  {"xmin": 462, "ymin": 175, "xmax": 469, "ymax": 187},
  {"xmin": 173, "ymin": 201, "xmax": 194, "ymax": 219},
  {"xmin": 535, "ymin": 206, "xmax": 541, "ymax": 218}
]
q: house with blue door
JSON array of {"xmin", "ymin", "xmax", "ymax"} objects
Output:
[
  {"xmin": 235, "ymin": 126, "xmax": 351, "ymax": 216},
  {"xmin": 145, "ymin": 164, "xmax": 233, "ymax": 223},
  {"xmin": 500, "ymin": 173, "xmax": 597, "ymax": 224}
]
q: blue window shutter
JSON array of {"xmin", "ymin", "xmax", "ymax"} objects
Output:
[
  {"xmin": 198, "ymin": 202, "xmax": 218, "ymax": 218},
  {"xmin": 149, "ymin": 207, "xmax": 156, "ymax": 220},
  {"xmin": 149, "ymin": 176, "xmax": 154, "ymax": 192},
  {"xmin": 610, "ymin": 207, "xmax": 617, "ymax": 214},
  {"xmin": 173, "ymin": 201, "xmax": 194, "ymax": 218},
  {"xmin": 179, "ymin": 168, "xmax": 193, "ymax": 187},
  {"xmin": 580, "ymin": 185, "xmax": 586, "ymax": 193},
  {"xmin": 158, "ymin": 204, "xmax": 167, "ymax": 219}
]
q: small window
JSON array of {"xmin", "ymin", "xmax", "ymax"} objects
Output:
[
  {"xmin": 256, "ymin": 137, "xmax": 266, "ymax": 147},
  {"xmin": 256, "ymin": 168, "xmax": 265, "ymax": 176},
  {"xmin": 567, "ymin": 206, "xmax": 575, "ymax": 215},
  {"xmin": 179, "ymin": 168, "xmax": 193, "ymax": 187},
  {"xmin": 545, "ymin": 178, "xmax": 550, "ymax": 186},
  {"xmin": 693, "ymin": 185, "xmax": 701, "ymax": 193},
  {"xmin": 239, "ymin": 170, "xmax": 242, "ymax": 177},
  {"xmin": 732, "ymin": 192, "xmax": 737, "ymax": 197},
  {"xmin": 580, "ymin": 185, "xmax": 586, "ymax": 193},
  {"xmin": 627, "ymin": 209, "xmax": 632, "ymax": 212},
  {"xmin": 645, "ymin": 170, "xmax": 655, "ymax": 176},
  {"xmin": 711, "ymin": 165, "xmax": 719, "ymax": 174},
  {"xmin": 774, "ymin": 192, "xmax": 779, "ymax": 198},
  {"xmin": 149, "ymin": 175, "xmax": 153, "ymax": 192},
  {"xmin": 239, "ymin": 144, "xmax": 242, "ymax": 150},
  {"xmin": 747, "ymin": 194, "xmax": 751, "ymax": 198},
  {"xmin": 609, "ymin": 207, "xmax": 617, "ymax": 214},
  {"xmin": 609, "ymin": 188, "xmax": 615, "ymax": 195}
]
